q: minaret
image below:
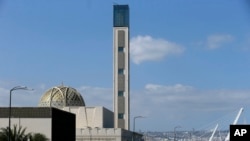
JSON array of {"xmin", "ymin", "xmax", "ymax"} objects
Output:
[{"xmin": 113, "ymin": 5, "xmax": 130, "ymax": 130}]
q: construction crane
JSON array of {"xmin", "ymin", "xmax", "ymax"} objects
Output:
[
  {"xmin": 209, "ymin": 124, "xmax": 219, "ymax": 141},
  {"xmin": 224, "ymin": 107, "xmax": 244, "ymax": 141}
]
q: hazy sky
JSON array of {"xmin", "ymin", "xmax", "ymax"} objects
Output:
[{"xmin": 1, "ymin": 0, "xmax": 250, "ymax": 131}]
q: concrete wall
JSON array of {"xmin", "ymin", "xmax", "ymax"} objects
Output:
[
  {"xmin": 103, "ymin": 107, "xmax": 114, "ymax": 128},
  {"xmin": 113, "ymin": 26, "xmax": 130, "ymax": 130},
  {"xmin": 0, "ymin": 107, "xmax": 75, "ymax": 141},
  {"xmin": 0, "ymin": 118, "xmax": 52, "ymax": 139},
  {"xmin": 62, "ymin": 106, "xmax": 113, "ymax": 128},
  {"xmin": 76, "ymin": 128, "xmax": 134, "ymax": 141}
]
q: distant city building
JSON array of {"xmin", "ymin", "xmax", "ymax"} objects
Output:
[{"xmin": 113, "ymin": 4, "xmax": 130, "ymax": 130}]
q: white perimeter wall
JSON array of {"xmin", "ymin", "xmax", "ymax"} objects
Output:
[
  {"xmin": 76, "ymin": 128, "xmax": 122, "ymax": 141},
  {"xmin": 0, "ymin": 118, "xmax": 51, "ymax": 140}
]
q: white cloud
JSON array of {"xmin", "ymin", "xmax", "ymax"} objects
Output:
[
  {"xmin": 206, "ymin": 34, "xmax": 234, "ymax": 49},
  {"xmin": 138, "ymin": 84, "xmax": 250, "ymax": 111},
  {"xmin": 130, "ymin": 35, "xmax": 184, "ymax": 64},
  {"xmin": 0, "ymin": 86, "xmax": 41, "ymax": 107},
  {"xmin": 130, "ymin": 83, "xmax": 250, "ymax": 131},
  {"xmin": 145, "ymin": 83, "xmax": 194, "ymax": 94}
]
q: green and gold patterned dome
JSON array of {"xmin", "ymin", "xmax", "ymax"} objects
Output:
[{"xmin": 39, "ymin": 85, "xmax": 85, "ymax": 108}]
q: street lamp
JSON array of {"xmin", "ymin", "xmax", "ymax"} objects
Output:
[
  {"xmin": 132, "ymin": 116, "xmax": 145, "ymax": 141},
  {"xmin": 174, "ymin": 126, "xmax": 181, "ymax": 141},
  {"xmin": 133, "ymin": 116, "xmax": 144, "ymax": 132},
  {"xmin": 9, "ymin": 86, "xmax": 33, "ymax": 141}
]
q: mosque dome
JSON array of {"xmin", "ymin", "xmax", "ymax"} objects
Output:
[{"xmin": 38, "ymin": 85, "xmax": 85, "ymax": 108}]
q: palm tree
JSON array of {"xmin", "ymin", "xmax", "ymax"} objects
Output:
[
  {"xmin": 0, "ymin": 125, "xmax": 30, "ymax": 141},
  {"xmin": 0, "ymin": 125, "xmax": 48, "ymax": 141},
  {"xmin": 0, "ymin": 126, "xmax": 8, "ymax": 141}
]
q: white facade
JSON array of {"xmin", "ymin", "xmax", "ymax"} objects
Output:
[
  {"xmin": 62, "ymin": 106, "xmax": 113, "ymax": 128},
  {"xmin": 76, "ymin": 128, "xmax": 134, "ymax": 141},
  {"xmin": 0, "ymin": 107, "xmax": 76, "ymax": 141},
  {"xmin": 0, "ymin": 118, "xmax": 52, "ymax": 140},
  {"xmin": 0, "ymin": 106, "xmax": 142, "ymax": 141}
]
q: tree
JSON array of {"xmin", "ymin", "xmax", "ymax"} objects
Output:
[
  {"xmin": 0, "ymin": 125, "xmax": 48, "ymax": 141},
  {"xmin": 0, "ymin": 126, "xmax": 8, "ymax": 141},
  {"xmin": 0, "ymin": 125, "xmax": 30, "ymax": 141},
  {"xmin": 30, "ymin": 133, "xmax": 48, "ymax": 141}
]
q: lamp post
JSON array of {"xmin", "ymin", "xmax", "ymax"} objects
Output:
[
  {"xmin": 133, "ymin": 116, "xmax": 144, "ymax": 132},
  {"xmin": 174, "ymin": 126, "xmax": 181, "ymax": 141},
  {"xmin": 133, "ymin": 116, "xmax": 144, "ymax": 141},
  {"xmin": 9, "ymin": 86, "xmax": 33, "ymax": 141}
]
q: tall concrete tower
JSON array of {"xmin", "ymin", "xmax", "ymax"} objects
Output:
[{"xmin": 113, "ymin": 5, "xmax": 130, "ymax": 130}]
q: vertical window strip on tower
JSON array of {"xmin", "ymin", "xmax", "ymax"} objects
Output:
[
  {"xmin": 118, "ymin": 47, "xmax": 124, "ymax": 52},
  {"xmin": 118, "ymin": 90, "xmax": 124, "ymax": 96},
  {"xmin": 118, "ymin": 68, "xmax": 124, "ymax": 74},
  {"xmin": 118, "ymin": 113, "xmax": 124, "ymax": 119}
]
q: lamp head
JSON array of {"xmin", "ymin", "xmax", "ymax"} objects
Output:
[{"xmin": 10, "ymin": 86, "xmax": 34, "ymax": 91}]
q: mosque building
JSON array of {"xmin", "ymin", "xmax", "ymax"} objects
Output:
[
  {"xmin": 0, "ymin": 4, "xmax": 143, "ymax": 141},
  {"xmin": 0, "ymin": 85, "xmax": 141, "ymax": 141}
]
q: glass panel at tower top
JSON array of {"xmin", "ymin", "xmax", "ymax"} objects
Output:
[{"xmin": 113, "ymin": 5, "xmax": 129, "ymax": 27}]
